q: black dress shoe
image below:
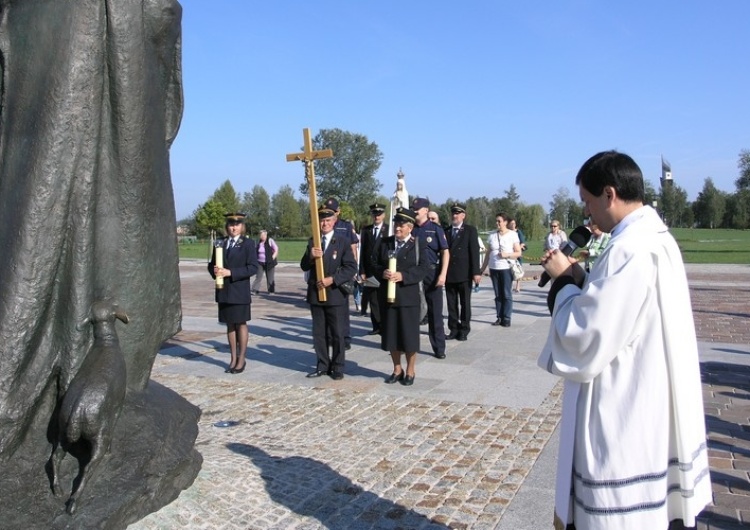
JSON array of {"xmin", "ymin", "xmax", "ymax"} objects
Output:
[
  {"xmin": 500, "ymin": 321, "xmax": 511, "ymax": 327},
  {"xmin": 434, "ymin": 352, "xmax": 446, "ymax": 359},
  {"xmin": 401, "ymin": 374, "xmax": 415, "ymax": 386},
  {"xmin": 367, "ymin": 328, "xmax": 380, "ymax": 336},
  {"xmin": 330, "ymin": 371, "xmax": 344, "ymax": 380},
  {"xmin": 306, "ymin": 370, "xmax": 328, "ymax": 378},
  {"xmin": 385, "ymin": 372, "xmax": 404, "ymax": 384},
  {"xmin": 231, "ymin": 361, "xmax": 246, "ymax": 374},
  {"xmin": 456, "ymin": 334, "xmax": 468, "ymax": 341},
  {"xmin": 492, "ymin": 318, "xmax": 502, "ymax": 326},
  {"xmin": 446, "ymin": 332, "xmax": 458, "ymax": 340}
]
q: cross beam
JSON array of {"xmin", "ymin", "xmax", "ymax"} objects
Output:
[{"xmin": 286, "ymin": 128, "xmax": 333, "ymax": 302}]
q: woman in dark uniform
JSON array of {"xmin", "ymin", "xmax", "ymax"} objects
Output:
[
  {"xmin": 373, "ymin": 208, "xmax": 430, "ymax": 386},
  {"xmin": 208, "ymin": 213, "xmax": 259, "ymax": 373}
]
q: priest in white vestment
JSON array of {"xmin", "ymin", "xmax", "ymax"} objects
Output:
[{"xmin": 538, "ymin": 151, "xmax": 711, "ymax": 530}]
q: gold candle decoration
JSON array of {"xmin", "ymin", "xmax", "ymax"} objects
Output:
[
  {"xmin": 387, "ymin": 256, "xmax": 397, "ymax": 303},
  {"xmin": 215, "ymin": 246, "xmax": 224, "ymax": 290}
]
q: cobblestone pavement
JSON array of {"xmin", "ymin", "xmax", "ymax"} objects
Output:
[{"xmin": 129, "ymin": 263, "xmax": 750, "ymax": 530}]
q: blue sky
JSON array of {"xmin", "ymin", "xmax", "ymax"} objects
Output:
[{"xmin": 171, "ymin": 1, "xmax": 749, "ymax": 220}]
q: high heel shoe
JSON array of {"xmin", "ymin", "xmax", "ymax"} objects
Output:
[
  {"xmin": 401, "ymin": 374, "xmax": 415, "ymax": 386},
  {"xmin": 225, "ymin": 363, "xmax": 236, "ymax": 373},
  {"xmin": 231, "ymin": 361, "xmax": 246, "ymax": 374},
  {"xmin": 385, "ymin": 372, "xmax": 404, "ymax": 384}
]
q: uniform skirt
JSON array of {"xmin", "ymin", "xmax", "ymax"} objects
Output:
[
  {"xmin": 380, "ymin": 304, "xmax": 420, "ymax": 353},
  {"xmin": 218, "ymin": 303, "xmax": 251, "ymax": 324}
]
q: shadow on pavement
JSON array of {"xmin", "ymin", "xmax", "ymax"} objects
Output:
[{"xmin": 227, "ymin": 443, "xmax": 449, "ymax": 530}]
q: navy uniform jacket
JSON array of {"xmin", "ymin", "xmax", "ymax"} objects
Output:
[
  {"xmin": 208, "ymin": 235, "xmax": 259, "ymax": 304},
  {"xmin": 445, "ymin": 223, "xmax": 481, "ymax": 283},
  {"xmin": 300, "ymin": 233, "xmax": 358, "ymax": 306},
  {"xmin": 359, "ymin": 222, "xmax": 388, "ymax": 277},
  {"xmin": 412, "ymin": 220, "xmax": 449, "ymax": 270},
  {"xmin": 372, "ymin": 235, "xmax": 430, "ymax": 307}
]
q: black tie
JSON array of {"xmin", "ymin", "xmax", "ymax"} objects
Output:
[
  {"xmin": 373, "ymin": 226, "xmax": 379, "ymax": 239},
  {"xmin": 227, "ymin": 239, "xmax": 235, "ymax": 251},
  {"xmin": 396, "ymin": 240, "xmax": 404, "ymax": 253},
  {"xmin": 321, "ymin": 236, "xmax": 327, "ymax": 253}
]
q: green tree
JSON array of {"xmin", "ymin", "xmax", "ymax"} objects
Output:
[
  {"xmin": 503, "ymin": 184, "xmax": 521, "ymax": 215},
  {"xmin": 643, "ymin": 179, "xmax": 658, "ymax": 208},
  {"xmin": 299, "ymin": 128, "xmax": 383, "ymax": 214},
  {"xmin": 514, "ymin": 203, "xmax": 546, "ymax": 242},
  {"xmin": 659, "ymin": 183, "xmax": 689, "ymax": 227},
  {"xmin": 549, "ymin": 187, "xmax": 584, "ymax": 229},
  {"xmin": 466, "ymin": 196, "xmax": 492, "ymax": 232},
  {"xmin": 271, "ymin": 185, "xmax": 303, "ymax": 238},
  {"xmin": 242, "ymin": 185, "xmax": 271, "ymax": 236},
  {"xmin": 210, "ymin": 180, "xmax": 241, "ymax": 213},
  {"xmin": 735, "ymin": 149, "xmax": 750, "ymax": 190},
  {"xmin": 724, "ymin": 189, "xmax": 750, "ymax": 229},
  {"xmin": 193, "ymin": 199, "xmax": 226, "ymax": 238},
  {"xmin": 692, "ymin": 178, "xmax": 726, "ymax": 228}
]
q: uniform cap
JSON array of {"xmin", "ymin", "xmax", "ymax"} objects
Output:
[
  {"xmin": 450, "ymin": 203, "xmax": 466, "ymax": 214},
  {"xmin": 393, "ymin": 207, "xmax": 417, "ymax": 224},
  {"xmin": 411, "ymin": 197, "xmax": 430, "ymax": 210},
  {"xmin": 369, "ymin": 202, "xmax": 386, "ymax": 214},
  {"xmin": 225, "ymin": 212, "xmax": 246, "ymax": 223}
]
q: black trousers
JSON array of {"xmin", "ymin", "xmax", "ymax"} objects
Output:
[
  {"xmin": 445, "ymin": 280, "xmax": 473, "ymax": 336},
  {"xmin": 423, "ymin": 272, "xmax": 446, "ymax": 354},
  {"xmin": 311, "ymin": 304, "xmax": 346, "ymax": 373}
]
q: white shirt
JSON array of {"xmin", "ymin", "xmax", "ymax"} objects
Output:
[{"xmin": 486, "ymin": 230, "xmax": 520, "ymax": 270}]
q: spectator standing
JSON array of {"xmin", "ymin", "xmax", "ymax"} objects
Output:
[
  {"xmin": 480, "ymin": 213, "xmax": 521, "ymax": 327},
  {"xmin": 444, "ymin": 203, "xmax": 482, "ymax": 341},
  {"xmin": 208, "ymin": 213, "xmax": 259, "ymax": 374},
  {"xmin": 508, "ymin": 219, "xmax": 527, "ymax": 292},
  {"xmin": 359, "ymin": 203, "xmax": 388, "ymax": 335},
  {"xmin": 411, "ymin": 198, "xmax": 450, "ymax": 358},
  {"xmin": 251, "ymin": 230, "xmax": 279, "ymax": 294},
  {"xmin": 538, "ymin": 150, "xmax": 711, "ymax": 529},
  {"xmin": 300, "ymin": 203, "xmax": 358, "ymax": 380},
  {"xmin": 579, "ymin": 222, "xmax": 611, "ymax": 272},
  {"xmin": 544, "ymin": 219, "xmax": 567, "ymax": 251}
]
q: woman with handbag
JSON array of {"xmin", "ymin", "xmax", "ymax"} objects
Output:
[
  {"xmin": 372, "ymin": 208, "xmax": 430, "ymax": 386},
  {"xmin": 480, "ymin": 213, "xmax": 522, "ymax": 328}
]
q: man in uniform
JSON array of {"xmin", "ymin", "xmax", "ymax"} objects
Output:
[
  {"xmin": 300, "ymin": 202, "xmax": 358, "ymax": 380},
  {"xmin": 359, "ymin": 202, "xmax": 388, "ymax": 335},
  {"xmin": 411, "ymin": 197, "xmax": 450, "ymax": 358},
  {"xmin": 324, "ymin": 197, "xmax": 359, "ymax": 350},
  {"xmin": 445, "ymin": 203, "xmax": 481, "ymax": 341}
]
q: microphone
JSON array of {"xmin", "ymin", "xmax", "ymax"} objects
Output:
[{"xmin": 538, "ymin": 226, "xmax": 592, "ymax": 287}]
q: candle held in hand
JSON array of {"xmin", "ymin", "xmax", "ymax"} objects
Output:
[
  {"xmin": 387, "ymin": 256, "xmax": 397, "ymax": 303},
  {"xmin": 215, "ymin": 246, "xmax": 224, "ymax": 289}
]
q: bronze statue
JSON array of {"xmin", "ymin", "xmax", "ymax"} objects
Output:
[{"xmin": 0, "ymin": 1, "xmax": 201, "ymax": 526}]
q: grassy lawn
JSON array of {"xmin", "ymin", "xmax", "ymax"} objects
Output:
[{"xmin": 179, "ymin": 229, "xmax": 750, "ymax": 265}]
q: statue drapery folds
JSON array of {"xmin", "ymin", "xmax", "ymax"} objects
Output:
[{"xmin": 0, "ymin": 0, "xmax": 184, "ymax": 460}]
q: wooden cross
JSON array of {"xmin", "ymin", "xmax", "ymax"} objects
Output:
[{"xmin": 286, "ymin": 128, "xmax": 333, "ymax": 302}]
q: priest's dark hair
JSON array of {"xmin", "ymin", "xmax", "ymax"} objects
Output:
[{"xmin": 575, "ymin": 150, "xmax": 645, "ymax": 203}]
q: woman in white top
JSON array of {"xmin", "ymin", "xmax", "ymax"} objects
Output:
[{"xmin": 480, "ymin": 213, "xmax": 521, "ymax": 327}]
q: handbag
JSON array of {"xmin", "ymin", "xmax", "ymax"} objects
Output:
[
  {"xmin": 509, "ymin": 259, "xmax": 524, "ymax": 281},
  {"xmin": 339, "ymin": 280, "xmax": 355, "ymax": 295}
]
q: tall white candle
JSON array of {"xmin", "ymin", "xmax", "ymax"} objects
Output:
[
  {"xmin": 215, "ymin": 247, "xmax": 224, "ymax": 289},
  {"xmin": 387, "ymin": 256, "xmax": 396, "ymax": 303}
]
